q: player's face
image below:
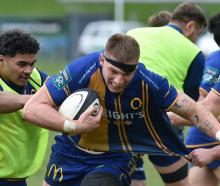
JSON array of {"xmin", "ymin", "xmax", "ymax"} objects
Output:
[
  {"xmin": 0, "ymin": 53, "xmax": 36, "ymax": 87},
  {"xmin": 100, "ymin": 55, "xmax": 137, "ymax": 93}
]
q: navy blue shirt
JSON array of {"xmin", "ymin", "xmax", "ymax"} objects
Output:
[{"xmin": 168, "ymin": 24, "xmax": 205, "ymax": 101}]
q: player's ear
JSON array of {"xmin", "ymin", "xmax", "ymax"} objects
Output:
[
  {"xmin": 0, "ymin": 55, "xmax": 5, "ymax": 64},
  {"xmin": 184, "ymin": 21, "xmax": 196, "ymax": 37},
  {"xmin": 99, "ymin": 53, "xmax": 105, "ymax": 66}
]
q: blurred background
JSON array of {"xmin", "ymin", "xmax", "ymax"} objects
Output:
[{"xmin": 0, "ymin": 0, "xmax": 219, "ymax": 185}]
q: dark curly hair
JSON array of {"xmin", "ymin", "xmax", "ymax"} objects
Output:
[
  {"xmin": 208, "ymin": 13, "xmax": 220, "ymax": 47},
  {"xmin": 0, "ymin": 29, "xmax": 39, "ymax": 57}
]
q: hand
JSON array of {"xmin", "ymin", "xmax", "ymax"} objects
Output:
[
  {"xmin": 188, "ymin": 148, "xmax": 214, "ymax": 167},
  {"xmin": 76, "ymin": 105, "xmax": 103, "ymax": 134}
]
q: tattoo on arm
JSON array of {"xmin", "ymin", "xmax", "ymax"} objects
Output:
[
  {"xmin": 196, "ymin": 116, "xmax": 213, "ymax": 133},
  {"xmin": 173, "ymin": 96, "xmax": 191, "ymax": 111},
  {"xmin": 194, "ymin": 115, "xmax": 199, "ymax": 124},
  {"xmin": 204, "ymin": 120, "xmax": 213, "ymax": 130}
]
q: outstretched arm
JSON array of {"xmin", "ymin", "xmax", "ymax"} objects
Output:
[
  {"xmin": 201, "ymin": 90, "xmax": 220, "ymax": 117},
  {"xmin": 170, "ymin": 92, "xmax": 220, "ymax": 139},
  {"xmin": 0, "ymin": 91, "xmax": 31, "ymax": 113},
  {"xmin": 23, "ymin": 85, "xmax": 103, "ymax": 134}
]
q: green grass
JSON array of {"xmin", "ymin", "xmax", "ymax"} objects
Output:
[{"xmin": 0, "ymin": 0, "xmax": 219, "ymax": 23}]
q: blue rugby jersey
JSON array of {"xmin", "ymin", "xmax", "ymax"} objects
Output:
[
  {"xmin": 200, "ymin": 50, "xmax": 220, "ymax": 94},
  {"xmin": 45, "ymin": 52, "xmax": 189, "ymax": 156},
  {"xmin": 186, "ymin": 50, "xmax": 220, "ymax": 151},
  {"xmin": 213, "ymin": 76, "xmax": 220, "ymax": 94}
]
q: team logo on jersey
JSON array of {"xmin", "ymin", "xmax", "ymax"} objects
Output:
[
  {"xmin": 53, "ymin": 68, "xmax": 72, "ymax": 90},
  {"xmin": 130, "ymin": 97, "xmax": 142, "ymax": 110},
  {"xmin": 47, "ymin": 164, "xmax": 63, "ymax": 182},
  {"xmin": 202, "ymin": 67, "xmax": 219, "ymax": 84},
  {"xmin": 104, "ymin": 110, "xmax": 144, "ymax": 121}
]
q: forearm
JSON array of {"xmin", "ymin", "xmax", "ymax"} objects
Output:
[
  {"xmin": 167, "ymin": 112, "xmax": 192, "ymax": 126},
  {"xmin": 0, "ymin": 92, "xmax": 31, "ymax": 113},
  {"xmin": 210, "ymin": 145, "xmax": 220, "ymax": 160},
  {"xmin": 171, "ymin": 93, "xmax": 220, "ymax": 139},
  {"xmin": 189, "ymin": 102, "xmax": 220, "ymax": 138},
  {"xmin": 23, "ymin": 86, "xmax": 102, "ymax": 135},
  {"xmin": 23, "ymin": 95, "xmax": 66, "ymax": 132}
]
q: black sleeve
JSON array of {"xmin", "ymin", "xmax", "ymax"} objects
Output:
[{"xmin": 183, "ymin": 52, "xmax": 205, "ymax": 101}]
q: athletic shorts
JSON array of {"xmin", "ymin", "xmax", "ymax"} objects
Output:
[
  {"xmin": 186, "ymin": 126, "xmax": 220, "ymax": 169},
  {"xmin": 0, "ymin": 179, "xmax": 27, "ymax": 186},
  {"xmin": 130, "ymin": 156, "xmax": 146, "ymax": 180},
  {"xmin": 45, "ymin": 134, "xmax": 132, "ymax": 186}
]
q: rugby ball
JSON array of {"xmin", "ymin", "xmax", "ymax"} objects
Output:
[{"xmin": 59, "ymin": 88, "xmax": 100, "ymax": 120}]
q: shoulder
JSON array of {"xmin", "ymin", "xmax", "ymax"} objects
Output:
[
  {"xmin": 207, "ymin": 50, "xmax": 220, "ymax": 60},
  {"xmin": 206, "ymin": 50, "xmax": 220, "ymax": 67},
  {"xmin": 136, "ymin": 63, "xmax": 167, "ymax": 90},
  {"xmin": 68, "ymin": 52, "xmax": 100, "ymax": 73}
]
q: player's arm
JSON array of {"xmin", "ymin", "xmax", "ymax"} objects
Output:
[
  {"xmin": 168, "ymin": 88, "xmax": 220, "ymax": 126},
  {"xmin": 169, "ymin": 92, "xmax": 220, "ymax": 139},
  {"xmin": 167, "ymin": 88, "xmax": 208, "ymax": 126},
  {"xmin": 23, "ymin": 85, "xmax": 103, "ymax": 134},
  {"xmin": 201, "ymin": 90, "xmax": 220, "ymax": 117},
  {"xmin": 183, "ymin": 52, "xmax": 205, "ymax": 101},
  {"xmin": 0, "ymin": 91, "xmax": 31, "ymax": 113},
  {"xmin": 167, "ymin": 111, "xmax": 192, "ymax": 126}
]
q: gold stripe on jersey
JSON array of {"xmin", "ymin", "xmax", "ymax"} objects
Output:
[
  {"xmin": 142, "ymin": 81, "xmax": 169, "ymax": 154},
  {"xmin": 45, "ymin": 86, "xmax": 58, "ymax": 108},
  {"xmin": 186, "ymin": 141, "xmax": 220, "ymax": 149},
  {"xmin": 115, "ymin": 98, "xmax": 128, "ymax": 151},
  {"xmin": 211, "ymin": 87, "xmax": 220, "ymax": 96},
  {"xmin": 164, "ymin": 84, "xmax": 171, "ymax": 98},
  {"xmin": 78, "ymin": 69, "xmax": 109, "ymax": 151},
  {"xmin": 142, "ymin": 81, "xmax": 178, "ymax": 156},
  {"xmin": 166, "ymin": 96, "xmax": 178, "ymax": 112},
  {"xmin": 199, "ymin": 87, "xmax": 208, "ymax": 97},
  {"xmin": 63, "ymin": 85, "xmax": 70, "ymax": 96},
  {"xmin": 117, "ymin": 95, "xmax": 132, "ymax": 152}
]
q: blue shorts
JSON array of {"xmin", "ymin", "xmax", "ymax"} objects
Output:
[
  {"xmin": 130, "ymin": 155, "xmax": 146, "ymax": 180},
  {"xmin": 186, "ymin": 126, "xmax": 220, "ymax": 169},
  {"xmin": 0, "ymin": 179, "xmax": 26, "ymax": 186},
  {"xmin": 45, "ymin": 134, "xmax": 132, "ymax": 186}
]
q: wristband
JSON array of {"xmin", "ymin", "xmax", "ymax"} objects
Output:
[
  {"xmin": 216, "ymin": 130, "xmax": 220, "ymax": 141},
  {"xmin": 63, "ymin": 120, "xmax": 77, "ymax": 135}
]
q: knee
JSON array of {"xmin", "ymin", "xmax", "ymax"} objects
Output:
[
  {"xmin": 80, "ymin": 165, "xmax": 130, "ymax": 186},
  {"xmin": 159, "ymin": 163, "xmax": 188, "ymax": 184}
]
